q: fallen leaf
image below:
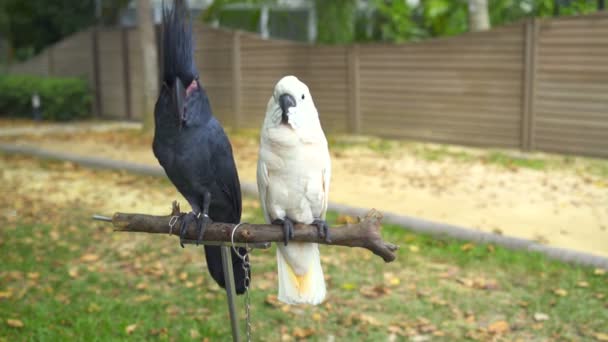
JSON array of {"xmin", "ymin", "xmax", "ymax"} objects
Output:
[
  {"xmin": 134, "ymin": 295, "xmax": 151, "ymax": 302},
  {"xmin": 179, "ymin": 272, "xmax": 188, "ymax": 281},
  {"xmin": 594, "ymin": 269, "xmax": 606, "ymax": 276},
  {"xmin": 577, "ymin": 281, "xmax": 589, "ymax": 288},
  {"xmin": 411, "ymin": 335, "xmax": 430, "ymax": 342},
  {"xmin": 487, "ymin": 320, "xmax": 509, "ymax": 334},
  {"xmin": 136, "ymin": 283, "xmax": 148, "ymax": 291},
  {"xmin": 553, "ymin": 288, "xmax": 568, "ymax": 297},
  {"xmin": 360, "ymin": 285, "xmax": 391, "ymax": 298},
  {"xmin": 0, "ymin": 291, "xmax": 13, "ymax": 299},
  {"xmin": 409, "ymin": 245, "xmax": 420, "ymax": 253},
  {"xmin": 312, "ymin": 313, "xmax": 322, "ymax": 322},
  {"xmin": 27, "ymin": 272, "xmax": 40, "ymax": 280},
  {"xmin": 341, "ymin": 283, "xmax": 357, "ymax": 290},
  {"xmin": 6, "ymin": 319, "xmax": 23, "ymax": 328},
  {"xmin": 68, "ymin": 268, "xmax": 79, "ymax": 279},
  {"xmin": 265, "ymin": 294, "xmax": 281, "ymax": 307},
  {"xmin": 190, "ymin": 329, "xmax": 200, "ymax": 339},
  {"xmin": 292, "ymin": 327, "xmax": 315, "ymax": 339},
  {"xmin": 80, "ymin": 254, "xmax": 99, "ymax": 262},
  {"xmin": 460, "ymin": 243, "xmax": 475, "ymax": 252},
  {"xmin": 533, "ymin": 312, "xmax": 549, "ymax": 322},
  {"xmin": 125, "ymin": 323, "xmax": 137, "ymax": 334},
  {"xmin": 593, "ymin": 332, "xmax": 608, "ymax": 341}
]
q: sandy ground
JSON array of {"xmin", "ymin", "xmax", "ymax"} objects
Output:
[{"xmin": 1, "ymin": 122, "xmax": 607, "ymax": 256}]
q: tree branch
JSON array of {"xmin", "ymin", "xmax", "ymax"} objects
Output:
[{"xmin": 110, "ymin": 202, "xmax": 398, "ymax": 262}]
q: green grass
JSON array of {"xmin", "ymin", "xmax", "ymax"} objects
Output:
[
  {"xmin": 1, "ymin": 207, "xmax": 607, "ymax": 341},
  {"xmin": 0, "ymin": 155, "xmax": 607, "ymax": 341}
]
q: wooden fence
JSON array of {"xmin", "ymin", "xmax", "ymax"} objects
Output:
[{"xmin": 7, "ymin": 12, "xmax": 608, "ymax": 158}]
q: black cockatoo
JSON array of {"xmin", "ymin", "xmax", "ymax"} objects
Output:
[{"xmin": 152, "ymin": 0, "xmax": 249, "ymax": 294}]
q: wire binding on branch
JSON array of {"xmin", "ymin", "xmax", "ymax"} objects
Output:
[{"xmin": 110, "ymin": 201, "xmax": 399, "ymax": 262}]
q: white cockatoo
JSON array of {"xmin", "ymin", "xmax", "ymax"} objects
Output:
[{"xmin": 257, "ymin": 75, "xmax": 331, "ymax": 305}]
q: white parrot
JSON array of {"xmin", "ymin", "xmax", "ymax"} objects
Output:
[{"xmin": 257, "ymin": 75, "xmax": 331, "ymax": 305}]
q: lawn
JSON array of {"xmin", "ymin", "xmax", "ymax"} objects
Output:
[{"xmin": 0, "ymin": 154, "xmax": 607, "ymax": 341}]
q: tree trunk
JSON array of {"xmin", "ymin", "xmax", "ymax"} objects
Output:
[
  {"xmin": 468, "ymin": 0, "xmax": 490, "ymax": 32},
  {"xmin": 137, "ymin": 0, "xmax": 159, "ymax": 132}
]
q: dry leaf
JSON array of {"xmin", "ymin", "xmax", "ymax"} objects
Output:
[
  {"xmin": 80, "ymin": 254, "xmax": 99, "ymax": 262},
  {"xmin": 553, "ymin": 288, "xmax": 568, "ymax": 297},
  {"xmin": 27, "ymin": 272, "xmax": 40, "ymax": 280},
  {"xmin": 136, "ymin": 282, "xmax": 148, "ymax": 291},
  {"xmin": 190, "ymin": 329, "xmax": 200, "ymax": 339},
  {"xmin": 265, "ymin": 294, "xmax": 281, "ymax": 307},
  {"xmin": 179, "ymin": 272, "xmax": 188, "ymax": 281},
  {"xmin": 134, "ymin": 295, "xmax": 151, "ymax": 302},
  {"xmin": 460, "ymin": 243, "xmax": 475, "ymax": 252},
  {"xmin": 6, "ymin": 319, "xmax": 24, "ymax": 328},
  {"xmin": 68, "ymin": 268, "xmax": 79, "ymax": 279},
  {"xmin": 577, "ymin": 281, "xmax": 589, "ymax": 288},
  {"xmin": 593, "ymin": 332, "xmax": 608, "ymax": 341},
  {"xmin": 409, "ymin": 245, "xmax": 420, "ymax": 253},
  {"xmin": 293, "ymin": 327, "xmax": 315, "ymax": 339},
  {"xmin": 533, "ymin": 312, "xmax": 549, "ymax": 322},
  {"xmin": 0, "ymin": 291, "xmax": 13, "ymax": 299},
  {"xmin": 488, "ymin": 320, "xmax": 509, "ymax": 334},
  {"xmin": 341, "ymin": 283, "xmax": 357, "ymax": 290},
  {"xmin": 360, "ymin": 285, "xmax": 391, "ymax": 298},
  {"xmin": 125, "ymin": 323, "xmax": 137, "ymax": 334},
  {"xmin": 312, "ymin": 313, "xmax": 322, "ymax": 322},
  {"xmin": 594, "ymin": 269, "xmax": 606, "ymax": 276}
]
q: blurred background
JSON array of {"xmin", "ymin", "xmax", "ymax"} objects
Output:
[{"xmin": 1, "ymin": 0, "xmax": 607, "ymax": 341}]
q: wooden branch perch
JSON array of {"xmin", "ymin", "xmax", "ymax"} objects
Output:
[{"xmin": 110, "ymin": 202, "xmax": 398, "ymax": 262}]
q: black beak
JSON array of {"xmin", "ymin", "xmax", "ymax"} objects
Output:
[
  {"xmin": 279, "ymin": 93, "xmax": 296, "ymax": 124},
  {"xmin": 172, "ymin": 77, "xmax": 186, "ymax": 125}
]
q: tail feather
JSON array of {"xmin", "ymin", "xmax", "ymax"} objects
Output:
[
  {"xmin": 205, "ymin": 246, "xmax": 249, "ymax": 295},
  {"xmin": 277, "ymin": 243, "xmax": 326, "ymax": 305},
  {"xmin": 162, "ymin": 0, "xmax": 198, "ymax": 86}
]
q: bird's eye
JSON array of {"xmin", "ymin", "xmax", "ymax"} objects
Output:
[{"xmin": 301, "ymin": 94, "xmax": 305, "ymax": 100}]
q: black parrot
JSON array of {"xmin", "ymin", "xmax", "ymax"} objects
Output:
[{"xmin": 152, "ymin": 0, "xmax": 249, "ymax": 294}]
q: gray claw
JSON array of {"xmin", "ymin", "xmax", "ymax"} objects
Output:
[
  {"xmin": 273, "ymin": 218, "xmax": 295, "ymax": 246},
  {"xmin": 312, "ymin": 219, "xmax": 331, "ymax": 243},
  {"xmin": 179, "ymin": 212, "xmax": 197, "ymax": 248}
]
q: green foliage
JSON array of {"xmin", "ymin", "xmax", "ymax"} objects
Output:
[
  {"xmin": 421, "ymin": 0, "xmax": 469, "ymax": 37},
  {"xmin": 370, "ymin": 0, "xmax": 426, "ymax": 42},
  {"xmin": 0, "ymin": 74, "xmax": 92, "ymax": 121},
  {"xmin": 315, "ymin": 0, "xmax": 358, "ymax": 44},
  {"xmin": 0, "ymin": 0, "xmax": 130, "ymax": 61}
]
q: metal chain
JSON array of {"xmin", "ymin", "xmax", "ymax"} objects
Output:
[
  {"xmin": 231, "ymin": 223, "xmax": 253, "ymax": 342},
  {"xmin": 242, "ymin": 252, "xmax": 252, "ymax": 342}
]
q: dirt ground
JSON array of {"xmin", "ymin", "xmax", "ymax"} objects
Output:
[{"xmin": 1, "ymin": 121, "xmax": 607, "ymax": 257}]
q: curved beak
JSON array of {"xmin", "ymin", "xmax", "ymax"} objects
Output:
[
  {"xmin": 172, "ymin": 77, "xmax": 186, "ymax": 125},
  {"xmin": 278, "ymin": 93, "xmax": 296, "ymax": 124}
]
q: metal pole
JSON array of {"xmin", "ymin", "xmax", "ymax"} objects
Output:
[{"xmin": 220, "ymin": 245, "xmax": 240, "ymax": 342}]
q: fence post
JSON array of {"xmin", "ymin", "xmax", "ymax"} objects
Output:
[
  {"xmin": 121, "ymin": 27, "xmax": 133, "ymax": 120},
  {"xmin": 347, "ymin": 44, "xmax": 361, "ymax": 134},
  {"xmin": 521, "ymin": 18, "xmax": 538, "ymax": 151},
  {"xmin": 232, "ymin": 31, "xmax": 242, "ymax": 129},
  {"xmin": 91, "ymin": 28, "xmax": 103, "ymax": 117}
]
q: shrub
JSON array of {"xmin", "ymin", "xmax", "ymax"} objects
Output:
[{"xmin": 0, "ymin": 74, "xmax": 92, "ymax": 121}]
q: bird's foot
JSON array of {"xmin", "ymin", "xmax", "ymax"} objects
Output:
[
  {"xmin": 312, "ymin": 219, "xmax": 331, "ymax": 243},
  {"xmin": 179, "ymin": 212, "xmax": 198, "ymax": 248},
  {"xmin": 272, "ymin": 217, "xmax": 295, "ymax": 246},
  {"xmin": 195, "ymin": 211, "xmax": 212, "ymax": 246}
]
